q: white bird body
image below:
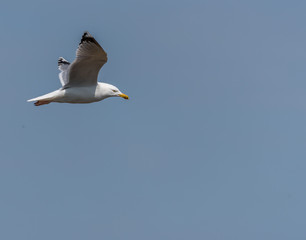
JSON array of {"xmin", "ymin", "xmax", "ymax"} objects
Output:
[
  {"xmin": 28, "ymin": 32, "xmax": 129, "ymax": 106},
  {"xmin": 28, "ymin": 83, "xmax": 123, "ymax": 104}
]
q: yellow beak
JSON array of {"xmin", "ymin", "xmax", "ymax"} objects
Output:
[{"xmin": 119, "ymin": 93, "xmax": 129, "ymax": 100}]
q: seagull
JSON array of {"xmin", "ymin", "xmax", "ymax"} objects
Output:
[{"xmin": 28, "ymin": 31, "xmax": 129, "ymax": 106}]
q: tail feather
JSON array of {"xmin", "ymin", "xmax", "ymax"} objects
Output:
[
  {"xmin": 27, "ymin": 96, "xmax": 52, "ymax": 106},
  {"xmin": 27, "ymin": 95, "xmax": 51, "ymax": 102},
  {"xmin": 27, "ymin": 97, "xmax": 42, "ymax": 102},
  {"xmin": 27, "ymin": 90, "xmax": 59, "ymax": 106}
]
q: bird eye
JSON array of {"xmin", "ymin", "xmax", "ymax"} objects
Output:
[{"xmin": 112, "ymin": 90, "xmax": 118, "ymax": 92}]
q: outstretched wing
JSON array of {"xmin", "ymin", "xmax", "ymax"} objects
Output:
[
  {"xmin": 58, "ymin": 57, "xmax": 70, "ymax": 86},
  {"xmin": 65, "ymin": 32, "xmax": 108, "ymax": 87}
]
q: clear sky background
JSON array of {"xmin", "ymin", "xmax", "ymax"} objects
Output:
[{"xmin": 1, "ymin": 0, "xmax": 306, "ymax": 239}]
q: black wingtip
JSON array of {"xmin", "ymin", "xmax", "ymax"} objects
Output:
[
  {"xmin": 58, "ymin": 57, "xmax": 70, "ymax": 66},
  {"xmin": 80, "ymin": 31, "xmax": 95, "ymax": 45}
]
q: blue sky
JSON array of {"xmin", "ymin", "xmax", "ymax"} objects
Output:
[{"xmin": 1, "ymin": 0, "xmax": 306, "ymax": 239}]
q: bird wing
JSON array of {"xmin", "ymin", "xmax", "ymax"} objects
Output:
[
  {"xmin": 64, "ymin": 32, "xmax": 108, "ymax": 87},
  {"xmin": 58, "ymin": 57, "xmax": 70, "ymax": 86}
]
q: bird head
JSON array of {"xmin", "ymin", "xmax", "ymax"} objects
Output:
[{"xmin": 103, "ymin": 83, "xmax": 129, "ymax": 100}]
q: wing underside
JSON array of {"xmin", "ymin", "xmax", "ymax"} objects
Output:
[
  {"xmin": 58, "ymin": 57, "xmax": 70, "ymax": 86},
  {"xmin": 63, "ymin": 32, "xmax": 108, "ymax": 87}
]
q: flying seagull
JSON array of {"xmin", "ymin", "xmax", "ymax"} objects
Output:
[{"xmin": 28, "ymin": 31, "xmax": 129, "ymax": 106}]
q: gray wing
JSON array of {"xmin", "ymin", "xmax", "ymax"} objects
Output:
[
  {"xmin": 58, "ymin": 57, "xmax": 70, "ymax": 86},
  {"xmin": 65, "ymin": 32, "xmax": 108, "ymax": 87}
]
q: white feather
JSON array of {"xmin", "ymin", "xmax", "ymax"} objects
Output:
[{"xmin": 58, "ymin": 57, "xmax": 70, "ymax": 86}]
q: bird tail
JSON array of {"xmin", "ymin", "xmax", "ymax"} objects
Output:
[{"xmin": 27, "ymin": 91, "xmax": 58, "ymax": 106}]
